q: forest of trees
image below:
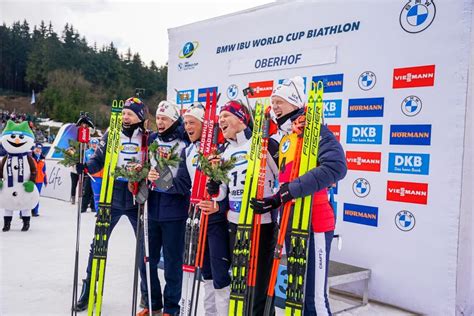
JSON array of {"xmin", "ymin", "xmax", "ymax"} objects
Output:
[{"xmin": 0, "ymin": 20, "xmax": 167, "ymax": 127}]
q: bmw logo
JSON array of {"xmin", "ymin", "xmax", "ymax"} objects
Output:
[
  {"xmin": 352, "ymin": 178, "xmax": 370, "ymax": 198},
  {"xmin": 179, "ymin": 41, "xmax": 199, "ymax": 59},
  {"xmin": 395, "ymin": 210, "xmax": 416, "ymax": 231},
  {"xmin": 358, "ymin": 71, "xmax": 376, "ymax": 91},
  {"xmin": 281, "ymin": 139, "xmax": 291, "ymax": 154},
  {"xmin": 400, "ymin": 0, "xmax": 436, "ymax": 33},
  {"xmin": 401, "ymin": 95, "xmax": 422, "ymax": 116},
  {"xmin": 227, "ymin": 84, "xmax": 239, "ymax": 100}
]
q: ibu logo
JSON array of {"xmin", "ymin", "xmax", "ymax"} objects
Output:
[
  {"xmin": 388, "ymin": 153, "xmax": 430, "ymax": 175},
  {"xmin": 347, "ymin": 125, "xmax": 382, "ymax": 144},
  {"xmin": 323, "ymin": 99, "xmax": 342, "ymax": 118}
]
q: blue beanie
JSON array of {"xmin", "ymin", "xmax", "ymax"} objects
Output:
[{"xmin": 124, "ymin": 97, "xmax": 146, "ymax": 121}]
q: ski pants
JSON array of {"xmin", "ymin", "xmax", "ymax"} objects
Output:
[
  {"xmin": 70, "ymin": 172, "xmax": 79, "ymax": 198},
  {"xmin": 81, "ymin": 177, "xmax": 95, "ymax": 212},
  {"xmin": 85, "ymin": 207, "xmax": 139, "ymax": 280},
  {"xmin": 140, "ymin": 219, "xmax": 186, "ymax": 314},
  {"xmin": 32, "ymin": 183, "xmax": 43, "ymax": 215},
  {"xmin": 285, "ymin": 230, "xmax": 334, "ymax": 316},
  {"xmin": 202, "ymin": 221, "xmax": 231, "ymax": 289},
  {"xmin": 228, "ymin": 221, "xmax": 278, "ymax": 316}
]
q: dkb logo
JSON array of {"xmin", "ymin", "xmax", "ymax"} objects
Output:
[
  {"xmin": 347, "ymin": 125, "xmax": 382, "ymax": 144},
  {"xmin": 388, "ymin": 153, "xmax": 430, "ymax": 175}
]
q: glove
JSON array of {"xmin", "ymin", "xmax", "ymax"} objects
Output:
[
  {"xmin": 206, "ymin": 179, "xmax": 221, "ymax": 196},
  {"xmin": 250, "ymin": 182, "xmax": 294, "ymax": 215},
  {"xmin": 279, "ymin": 182, "xmax": 294, "ymax": 204},
  {"xmin": 76, "ymin": 163, "xmax": 86, "ymax": 174},
  {"xmin": 250, "ymin": 195, "xmax": 281, "ymax": 214},
  {"xmin": 23, "ymin": 181, "xmax": 35, "ymax": 193}
]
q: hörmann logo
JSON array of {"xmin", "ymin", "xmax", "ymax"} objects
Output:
[
  {"xmin": 343, "ymin": 203, "xmax": 378, "ymax": 227},
  {"xmin": 248, "ymin": 80, "xmax": 274, "ymax": 98},
  {"xmin": 197, "ymin": 87, "xmax": 218, "ymax": 102},
  {"xmin": 323, "ymin": 99, "xmax": 342, "ymax": 118},
  {"xmin": 348, "ymin": 98, "xmax": 384, "ymax": 117},
  {"xmin": 389, "ymin": 124, "xmax": 431, "ymax": 146},
  {"xmin": 312, "ymin": 74, "xmax": 344, "ymax": 93},
  {"xmin": 346, "ymin": 125, "xmax": 382, "ymax": 144},
  {"xmin": 393, "ymin": 65, "xmax": 435, "ymax": 88},
  {"xmin": 388, "ymin": 153, "xmax": 430, "ymax": 175},
  {"xmin": 386, "ymin": 180, "xmax": 428, "ymax": 205},
  {"xmin": 346, "ymin": 151, "xmax": 381, "ymax": 172}
]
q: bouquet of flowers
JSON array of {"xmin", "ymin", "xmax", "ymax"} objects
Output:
[
  {"xmin": 198, "ymin": 150, "xmax": 236, "ymax": 184},
  {"xmin": 55, "ymin": 139, "xmax": 80, "ymax": 167}
]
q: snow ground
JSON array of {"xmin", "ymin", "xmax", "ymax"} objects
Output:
[{"xmin": 1, "ymin": 197, "xmax": 414, "ymax": 316}]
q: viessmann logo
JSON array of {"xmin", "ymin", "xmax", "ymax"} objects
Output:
[
  {"xmin": 393, "ymin": 65, "xmax": 435, "ymax": 88},
  {"xmin": 327, "ymin": 125, "xmax": 341, "ymax": 142},
  {"xmin": 386, "ymin": 180, "xmax": 428, "ymax": 205},
  {"xmin": 248, "ymin": 80, "xmax": 274, "ymax": 98},
  {"xmin": 346, "ymin": 151, "xmax": 381, "ymax": 172}
]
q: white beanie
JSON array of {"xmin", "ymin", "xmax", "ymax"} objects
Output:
[
  {"xmin": 156, "ymin": 100, "xmax": 180, "ymax": 121},
  {"xmin": 183, "ymin": 104, "xmax": 205, "ymax": 122},
  {"xmin": 271, "ymin": 76, "xmax": 306, "ymax": 108}
]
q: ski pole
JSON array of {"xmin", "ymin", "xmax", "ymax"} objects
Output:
[{"xmin": 72, "ymin": 112, "xmax": 93, "ymax": 315}]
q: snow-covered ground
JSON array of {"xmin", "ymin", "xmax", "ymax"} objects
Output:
[{"xmin": 1, "ymin": 197, "xmax": 414, "ymax": 316}]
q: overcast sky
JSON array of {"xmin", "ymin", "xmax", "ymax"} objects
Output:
[{"xmin": 1, "ymin": 0, "xmax": 274, "ymax": 67}]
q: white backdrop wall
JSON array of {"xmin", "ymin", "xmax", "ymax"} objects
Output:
[
  {"xmin": 456, "ymin": 6, "xmax": 473, "ymax": 315},
  {"xmin": 167, "ymin": 1, "xmax": 473, "ymax": 314}
]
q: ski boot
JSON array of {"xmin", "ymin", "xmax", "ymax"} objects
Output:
[
  {"xmin": 2, "ymin": 216, "xmax": 12, "ymax": 232},
  {"xmin": 73, "ymin": 278, "xmax": 90, "ymax": 311},
  {"xmin": 21, "ymin": 216, "xmax": 30, "ymax": 232},
  {"xmin": 136, "ymin": 308, "xmax": 162, "ymax": 316}
]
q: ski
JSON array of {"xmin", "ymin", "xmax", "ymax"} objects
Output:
[
  {"xmin": 180, "ymin": 89, "xmax": 218, "ymax": 316},
  {"xmin": 88, "ymin": 100, "xmax": 124, "ymax": 316},
  {"xmin": 285, "ymin": 81, "xmax": 324, "ymax": 316},
  {"xmin": 228, "ymin": 99, "xmax": 265, "ymax": 316}
]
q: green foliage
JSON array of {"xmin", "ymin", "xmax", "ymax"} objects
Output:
[
  {"xmin": 149, "ymin": 142, "xmax": 181, "ymax": 169},
  {"xmin": 54, "ymin": 139, "xmax": 80, "ymax": 167},
  {"xmin": 198, "ymin": 151, "xmax": 236, "ymax": 184}
]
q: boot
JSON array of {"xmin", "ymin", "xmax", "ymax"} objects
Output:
[
  {"xmin": 203, "ymin": 279, "xmax": 218, "ymax": 315},
  {"xmin": 139, "ymin": 295, "xmax": 146, "ymax": 309},
  {"xmin": 2, "ymin": 216, "xmax": 12, "ymax": 232},
  {"xmin": 21, "ymin": 216, "xmax": 30, "ymax": 232},
  {"xmin": 214, "ymin": 286, "xmax": 230, "ymax": 316},
  {"xmin": 136, "ymin": 308, "xmax": 162, "ymax": 316},
  {"xmin": 73, "ymin": 279, "xmax": 90, "ymax": 311},
  {"xmin": 71, "ymin": 195, "xmax": 76, "ymax": 205}
]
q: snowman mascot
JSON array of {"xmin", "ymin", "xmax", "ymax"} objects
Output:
[{"xmin": 0, "ymin": 120, "xmax": 40, "ymax": 232}]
